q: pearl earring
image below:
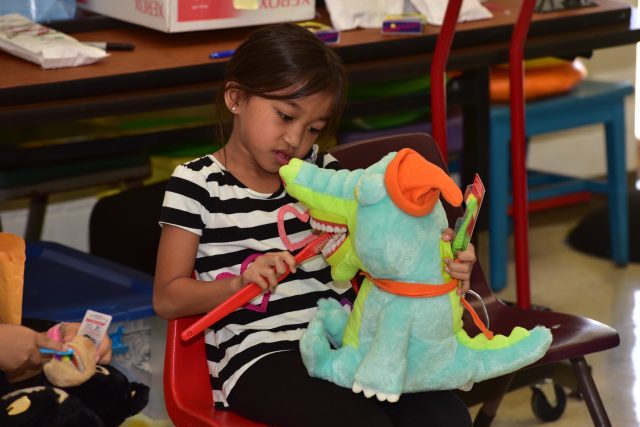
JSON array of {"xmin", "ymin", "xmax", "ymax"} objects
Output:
[{"xmin": 231, "ymin": 106, "xmax": 237, "ymax": 113}]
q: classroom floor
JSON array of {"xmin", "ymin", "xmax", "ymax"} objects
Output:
[{"xmin": 469, "ymin": 190, "xmax": 640, "ymax": 426}]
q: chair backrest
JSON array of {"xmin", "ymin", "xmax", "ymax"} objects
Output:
[{"xmin": 89, "ymin": 180, "xmax": 167, "ymax": 276}]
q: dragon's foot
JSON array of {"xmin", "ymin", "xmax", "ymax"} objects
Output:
[
  {"xmin": 352, "ymin": 382, "xmax": 400, "ymax": 403},
  {"xmin": 300, "ymin": 317, "xmax": 332, "ymax": 375},
  {"xmin": 316, "ymin": 298, "xmax": 349, "ymax": 344}
]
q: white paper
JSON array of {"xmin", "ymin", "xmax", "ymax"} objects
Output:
[
  {"xmin": 324, "ymin": 0, "xmax": 408, "ymax": 31},
  {"xmin": 0, "ymin": 14, "xmax": 108, "ymax": 69},
  {"xmin": 78, "ymin": 309, "xmax": 112, "ymax": 347},
  {"xmin": 410, "ymin": 0, "xmax": 493, "ymax": 26}
]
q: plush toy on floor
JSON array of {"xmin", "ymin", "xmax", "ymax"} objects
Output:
[
  {"xmin": 0, "ymin": 386, "xmax": 102, "ymax": 427},
  {"xmin": 279, "ymin": 148, "xmax": 553, "ymax": 402},
  {"xmin": 2, "ymin": 353, "xmax": 149, "ymax": 427},
  {"xmin": 43, "ymin": 335, "xmax": 97, "ymax": 388}
]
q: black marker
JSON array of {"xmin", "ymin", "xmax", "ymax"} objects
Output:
[{"xmin": 83, "ymin": 42, "xmax": 136, "ymax": 51}]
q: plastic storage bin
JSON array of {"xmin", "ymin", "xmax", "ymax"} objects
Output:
[
  {"xmin": 22, "ymin": 241, "xmax": 154, "ymax": 323},
  {"xmin": 21, "ymin": 241, "xmax": 168, "ymax": 419}
]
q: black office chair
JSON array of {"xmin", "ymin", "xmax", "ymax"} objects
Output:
[{"xmin": 89, "ymin": 180, "xmax": 167, "ymax": 276}]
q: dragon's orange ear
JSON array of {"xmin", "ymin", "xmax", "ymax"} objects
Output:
[{"xmin": 384, "ymin": 148, "xmax": 462, "ymax": 216}]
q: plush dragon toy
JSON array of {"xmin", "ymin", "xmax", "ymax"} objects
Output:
[{"xmin": 279, "ymin": 148, "xmax": 552, "ymax": 402}]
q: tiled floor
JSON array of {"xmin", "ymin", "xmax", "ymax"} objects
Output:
[{"xmin": 469, "ymin": 196, "xmax": 640, "ymax": 426}]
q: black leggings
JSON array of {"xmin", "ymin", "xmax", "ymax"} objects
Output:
[{"xmin": 227, "ymin": 351, "xmax": 472, "ymax": 427}]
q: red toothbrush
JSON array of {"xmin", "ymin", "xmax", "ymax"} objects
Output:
[{"xmin": 181, "ymin": 232, "xmax": 332, "ymax": 341}]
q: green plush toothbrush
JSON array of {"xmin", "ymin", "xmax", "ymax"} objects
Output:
[{"xmin": 453, "ymin": 174, "xmax": 485, "ymax": 253}]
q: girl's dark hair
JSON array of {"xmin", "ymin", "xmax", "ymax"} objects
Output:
[{"xmin": 216, "ymin": 23, "xmax": 348, "ymax": 146}]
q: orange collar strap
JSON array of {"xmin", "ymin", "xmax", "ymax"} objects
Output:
[
  {"xmin": 361, "ymin": 271, "xmax": 458, "ymax": 297},
  {"xmin": 361, "ymin": 271, "xmax": 494, "ymax": 340}
]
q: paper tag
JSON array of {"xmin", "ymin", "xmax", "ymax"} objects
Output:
[
  {"xmin": 77, "ymin": 310, "xmax": 112, "ymax": 347},
  {"xmin": 234, "ymin": 0, "xmax": 259, "ymax": 10}
]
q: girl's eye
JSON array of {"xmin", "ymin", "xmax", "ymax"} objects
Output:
[
  {"xmin": 278, "ymin": 111, "xmax": 293, "ymax": 122},
  {"xmin": 308, "ymin": 127, "xmax": 322, "ymax": 135}
]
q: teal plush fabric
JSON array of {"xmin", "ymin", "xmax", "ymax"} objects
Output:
[{"xmin": 279, "ymin": 149, "xmax": 552, "ymax": 402}]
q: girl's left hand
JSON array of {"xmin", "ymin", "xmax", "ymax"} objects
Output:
[
  {"xmin": 59, "ymin": 322, "xmax": 113, "ymax": 365},
  {"xmin": 441, "ymin": 228, "xmax": 476, "ymax": 295}
]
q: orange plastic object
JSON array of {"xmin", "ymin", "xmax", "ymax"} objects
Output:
[{"xmin": 490, "ymin": 58, "xmax": 586, "ymax": 103}]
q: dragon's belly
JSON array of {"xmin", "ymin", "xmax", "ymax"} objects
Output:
[{"xmin": 355, "ymin": 285, "xmax": 457, "ymax": 355}]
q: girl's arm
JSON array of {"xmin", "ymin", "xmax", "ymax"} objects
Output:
[
  {"xmin": 153, "ymin": 225, "xmax": 243, "ymax": 319},
  {"xmin": 153, "ymin": 225, "xmax": 296, "ymax": 319}
]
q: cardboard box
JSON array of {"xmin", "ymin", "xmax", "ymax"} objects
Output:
[{"xmin": 78, "ymin": 0, "xmax": 315, "ymax": 33}]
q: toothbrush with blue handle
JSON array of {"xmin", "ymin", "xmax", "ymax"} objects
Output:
[{"xmin": 39, "ymin": 348, "xmax": 74, "ymax": 357}]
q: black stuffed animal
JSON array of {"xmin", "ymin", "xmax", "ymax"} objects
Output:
[
  {"xmin": 0, "ymin": 386, "xmax": 103, "ymax": 427},
  {"xmin": 64, "ymin": 364, "xmax": 149, "ymax": 427},
  {"xmin": 1, "ymin": 364, "xmax": 149, "ymax": 427}
]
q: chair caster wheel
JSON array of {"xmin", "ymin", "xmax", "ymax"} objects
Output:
[{"xmin": 531, "ymin": 382, "xmax": 567, "ymax": 422}]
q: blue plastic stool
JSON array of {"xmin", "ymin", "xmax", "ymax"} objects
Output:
[{"xmin": 489, "ymin": 79, "xmax": 633, "ymax": 291}]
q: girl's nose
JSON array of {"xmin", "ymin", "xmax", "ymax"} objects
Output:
[{"xmin": 285, "ymin": 129, "xmax": 304, "ymax": 149}]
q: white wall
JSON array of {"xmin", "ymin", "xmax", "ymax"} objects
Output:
[{"xmin": 1, "ymin": 191, "xmax": 98, "ymax": 252}]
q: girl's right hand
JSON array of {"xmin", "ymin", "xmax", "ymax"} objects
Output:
[{"xmin": 241, "ymin": 251, "xmax": 297, "ymax": 293}]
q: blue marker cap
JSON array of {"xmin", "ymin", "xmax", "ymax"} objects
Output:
[{"xmin": 209, "ymin": 49, "xmax": 236, "ymax": 59}]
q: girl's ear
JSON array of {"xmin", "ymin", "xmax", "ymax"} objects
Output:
[{"xmin": 224, "ymin": 82, "xmax": 243, "ymax": 114}]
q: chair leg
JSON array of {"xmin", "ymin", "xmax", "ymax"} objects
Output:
[
  {"xmin": 604, "ymin": 108, "xmax": 629, "ymax": 266},
  {"xmin": 25, "ymin": 194, "xmax": 47, "ymax": 241},
  {"xmin": 571, "ymin": 356, "xmax": 611, "ymax": 427},
  {"xmin": 473, "ymin": 373, "xmax": 514, "ymax": 427},
  {"xmin": 488, "ymin": 121, "xmax": 511, "ymax": 292}
]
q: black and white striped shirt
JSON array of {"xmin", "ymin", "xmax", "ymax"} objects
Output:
[{"xmin": 159, "ymin": 145, "xmax": 354, "ymax": 407}]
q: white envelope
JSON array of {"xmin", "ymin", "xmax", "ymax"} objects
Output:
[{"xmin": 0, "ymin": 13, "xmax": 108, "ymax": 69}]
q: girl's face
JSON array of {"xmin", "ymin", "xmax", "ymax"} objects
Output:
[{"xmin": 227, "ymin": 89, "xmax": 335, "ymax": 176}]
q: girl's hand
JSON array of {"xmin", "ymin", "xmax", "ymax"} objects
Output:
[
  {"xmin": 441, "ymin": 228, "xmax": 477, "ymax": 295},
  {"xmin": 60, "ymin": 322, "xmax": 113, "ymax": 365},
  {"xmin": 242, "ymin": 251, "xmax": 297, "ymax": 293},
  {"xmin": 0, "ymin": 324, "xmax": 65, "ymax": 372}
]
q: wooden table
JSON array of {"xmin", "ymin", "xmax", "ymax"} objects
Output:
[{"xmin": 1, "ymin": 0, "xmax": 638, "ymax": 192}]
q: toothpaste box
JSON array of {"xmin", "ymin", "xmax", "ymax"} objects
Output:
[{"xmin": 78, "ymin": 0, "xmax": 315, "ymax": 33}]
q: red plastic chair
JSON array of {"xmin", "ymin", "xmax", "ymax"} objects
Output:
[{"xmin": 164, "ymin": 315, "xmax": 268, "ymax": 427}]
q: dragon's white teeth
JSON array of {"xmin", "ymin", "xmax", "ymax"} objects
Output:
[
  {"xmin": 321, "ymin": 233, "xmax": 346, "ymax": 258},
  {"xmin": 376, "ymin": 393, "xmax": 399, "ymax": 403},
  {"xmin": 309, "ymin": 218, "xmax": 347, "ymax": 235},
  {"xmin": 458, "ymin": 381, "xmax": 474, "ymax": 392},
  {"xmin": 353, "ymin": 384, "xmax": 399, "ymax": 402}
]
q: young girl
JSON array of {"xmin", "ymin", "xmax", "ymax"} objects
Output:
[{"xmin": 154, "ymin": 23, "xmax": 474, "ymax": 427}]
